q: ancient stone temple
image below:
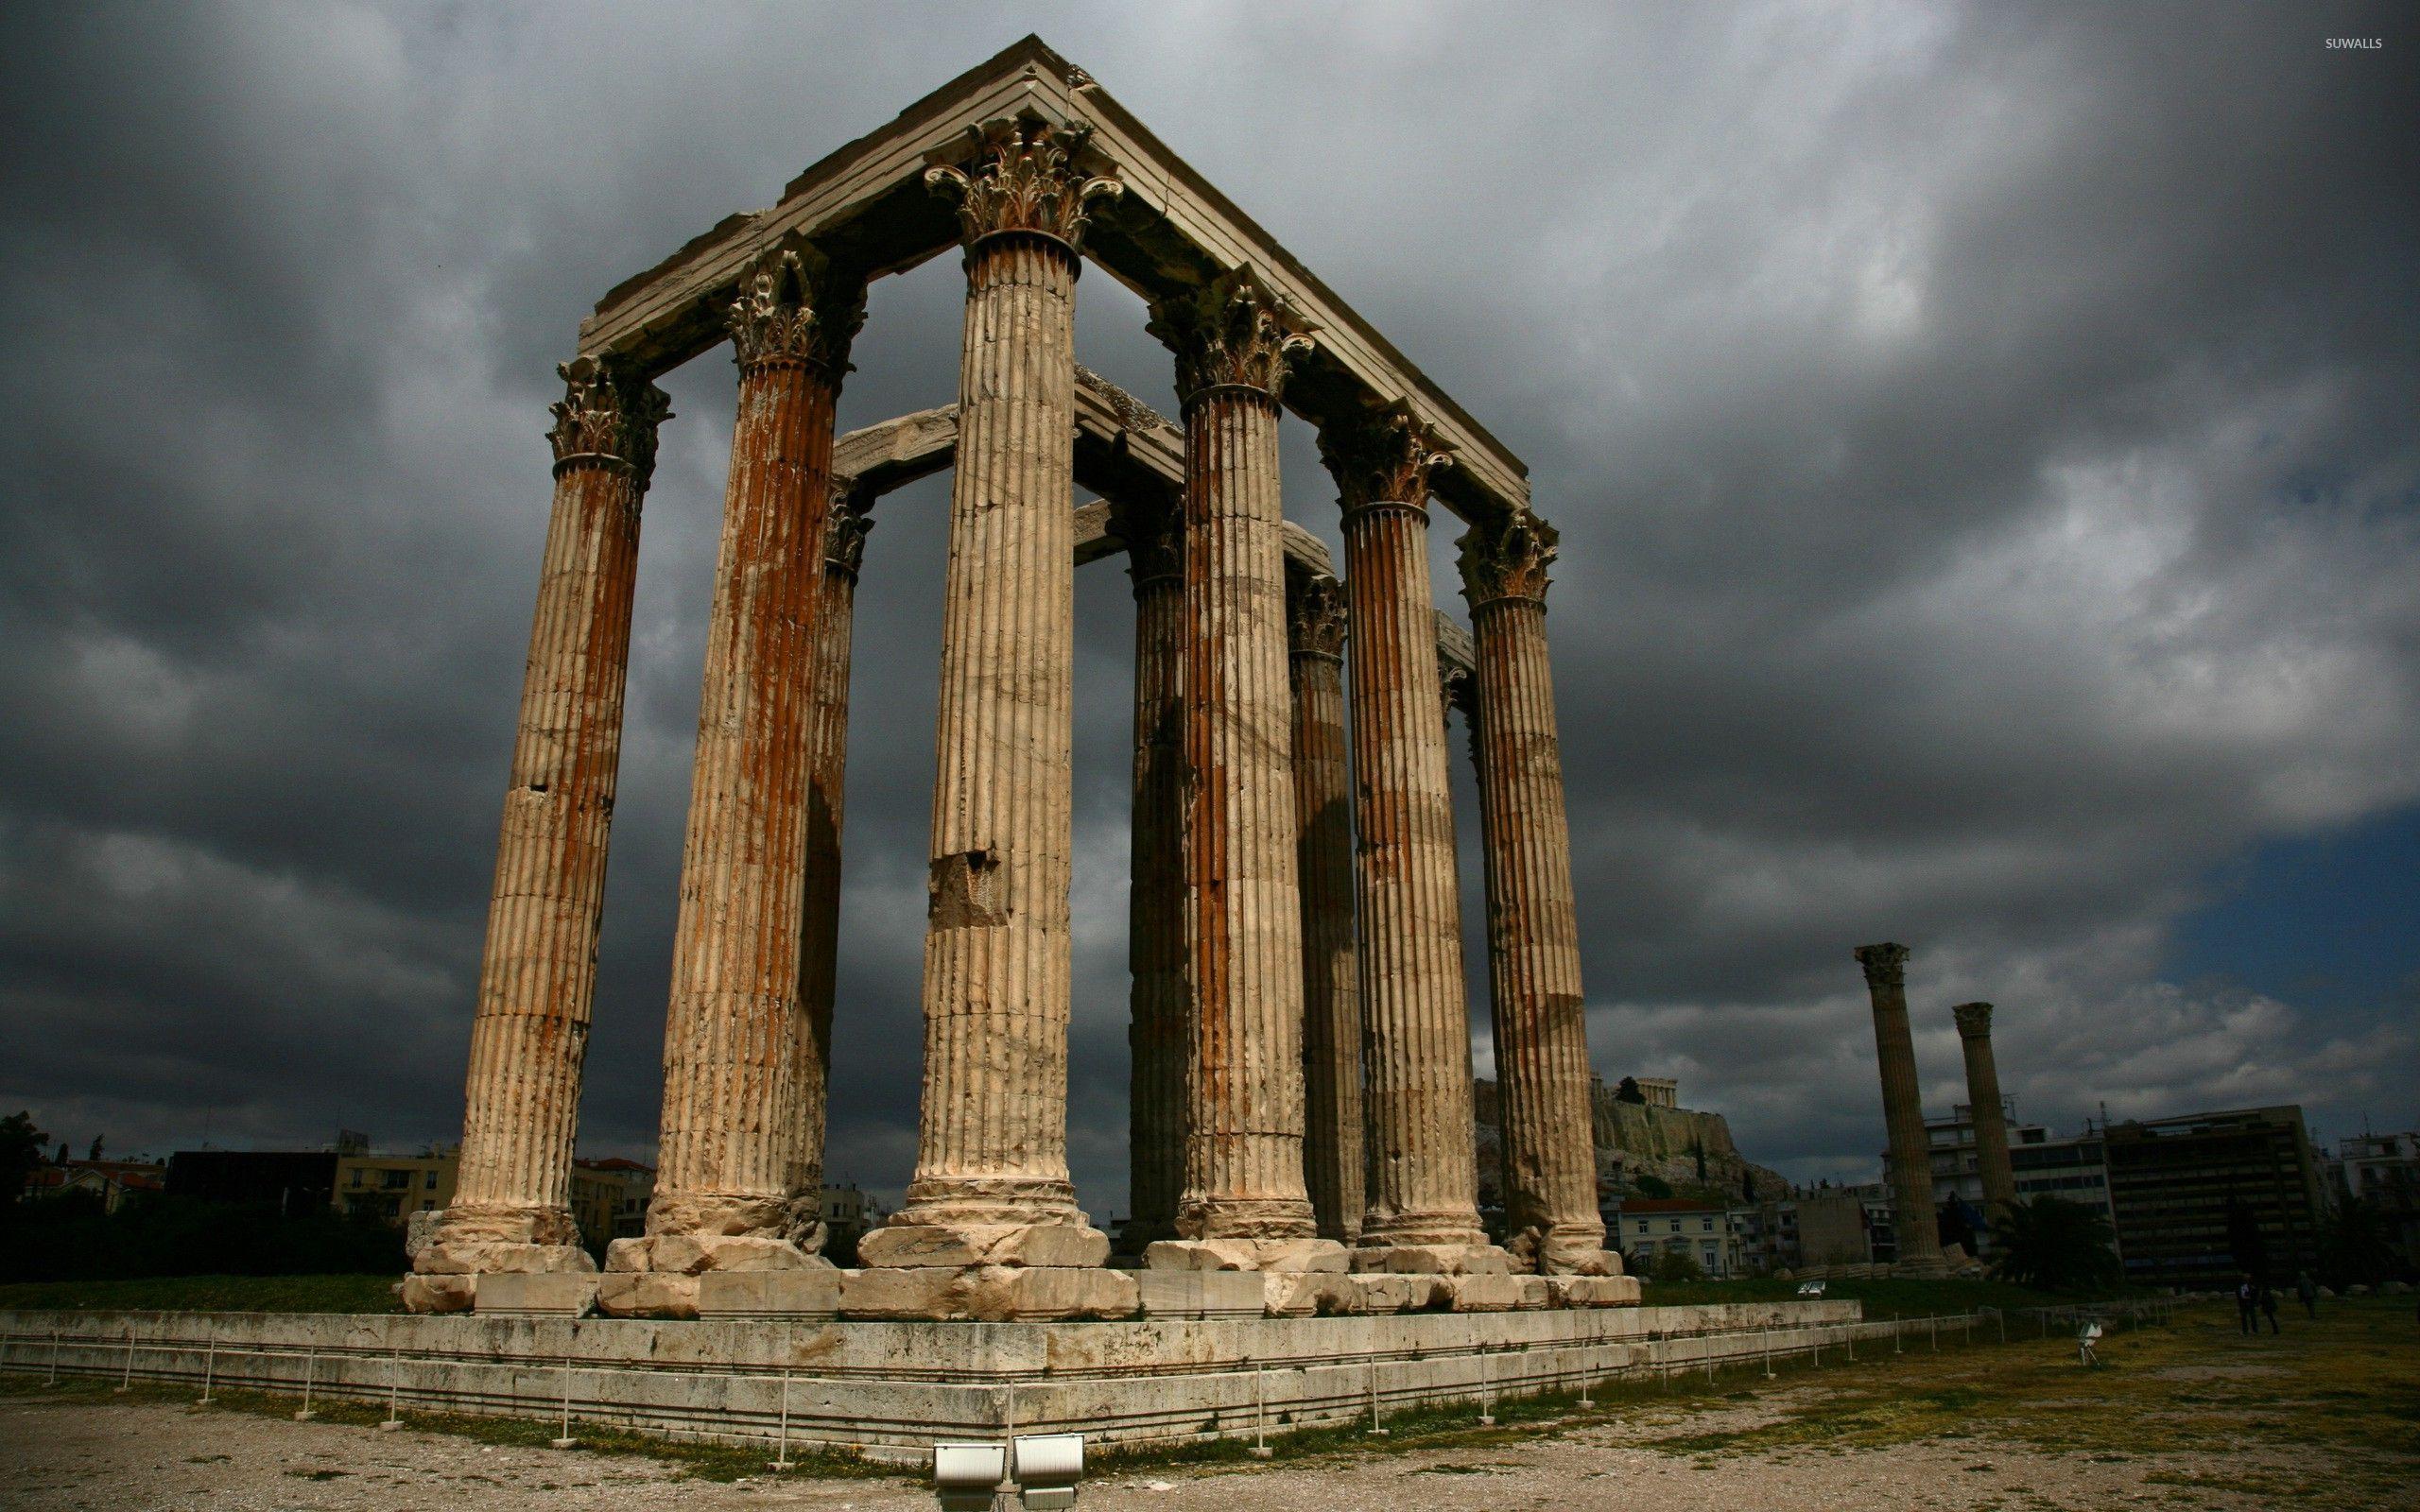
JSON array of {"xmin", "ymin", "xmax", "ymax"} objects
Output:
[
  {"xmin": 406, "ymin": 36, "xmax": 1620, "ymax": 1321},
  {"xmin": 1854, "ymin": 942, "xmax": 1948, "ymax": 1277}
]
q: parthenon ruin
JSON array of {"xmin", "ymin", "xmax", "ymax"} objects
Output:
[{"xmin": 406, "ymin": 36, "xmax": 1624, "ymax": 1321}]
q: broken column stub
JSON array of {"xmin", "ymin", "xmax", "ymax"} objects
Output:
[{"xmin": 861, "ymin": 119, "xmax": 1120, "ymax": 1284}]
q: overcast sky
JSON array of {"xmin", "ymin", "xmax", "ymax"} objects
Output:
[{"xmin": 3, "ymin": 3, "xmax": 2413, "ymax": 1211}]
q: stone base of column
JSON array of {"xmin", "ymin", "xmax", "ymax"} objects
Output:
[
  {"xmin": 596, "ymin": 1226, "xmax": 838, "ymax": 1319},
  {"xmin": 1508, "ymin": 1225, "xmax": 1625, "ymax": 1278},
  {"xmin": 1143, "ymin": 1237, "xmax": 1349, "ymax": 1273},
  {"xmin": 856, "ymin": 1219, "xmax": 1110, "ymax": 1270},
  {"xmin": 1350, "ymin": 1243, "xmax": 1513, "ymax": 1277},
  {"xmin": 839, "ymin": 1264, "xmax": 1137, "ymax": 1322},
  {"xmin": 403, "ymin": 1204, "xmax": 596, "ymax": 1314}
]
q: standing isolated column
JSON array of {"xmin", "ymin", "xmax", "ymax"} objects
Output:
[
  {"xmin": 1953, "ymin": 1002, "xmax": 2019, "ymax": 1217},
  {"xmin": 1141, "ymin": 268, "xmax": 1339, "ymax": 1270},
  {"xmin": 1320, "ymin": 404, "xmax": 1505, "ymax": 1274},
  {"xmin": 1460, "ymin": 510, "xmax": 1616, "ymax": 1277},
  {"xmin": 1288, "ymin": 574, "xmax": 1362, "ymax": 1246},
  {"xmin": 1855, "ymin": 942, "xmax": 1948, "ymax": 1276},
  {"xmin": 1120, "ymin": 495, "xmax": 1187, "ymax": 1252},
  {"xmin": 607, "ymin": 238, "xmax": 863, "ymax": 1314},
  {"xmin": 860, "ymin": 118, "xmax": 1123, "ymax": 1280},
  {"xmin": 791, "ymin": 490, "xmax": 875, "ymax": 1249},
  {"xmin": 407, "ymin": 354, "xmax": 670, "ymax": 1314}
]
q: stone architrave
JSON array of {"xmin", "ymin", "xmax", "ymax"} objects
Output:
[
  {"xmin": 1460, "ymin": 510, "xmax": 1615, "ymax": 1277},
  {"xmin": 1953, "ymin": 1002, "xmax": 2019, "ymax": 1215},
  {"xmin": 1119, "ymin": 496, "xmax": 1188, "ymax": 1253},
  {"xmin": 407, "ymin": 355, "xmax": 671, "ymax": 1313},
  {"xmin": 1288, "ymin": 574, "xmax": 1362, "ymax": 1246},
  {"xmin": 606, "ymin": 238, "xmax": 864, "ymax": 1311},
  {"xmin": 1319, "ymin": 404, "xmax": 1505, "ymax": 1275},
  {"xmin": 1855, "ymin": 943, "xmax": 1947, "ymax": 1276},
  {"xmin": 861, "ymin": 117, "xmax": 1123, "ymax": 1275},
  {"xmin": 792, "ymin": 491, "xmax": 875, "ymax": 1237},
  {"xmin": 1140, "ymin": 269, "xmax": 1341, "ymax": 1273}
]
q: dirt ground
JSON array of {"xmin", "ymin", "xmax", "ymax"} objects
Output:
[{"xmin": 3, "ymin": 1301, "xmax": 2412, "ymax": 1512}]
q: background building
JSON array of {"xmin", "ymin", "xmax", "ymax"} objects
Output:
[
  {"xmin": 2104, "ymin": 1106, "xmax": 2324, "ymax": 1284},
  {"xmin": 1924, "ymin": 1103, "xmax": 2119, "ymax": 1259},
  {"xmin": 335, "ymin": 1145, "xmax": 458, "ymax": 1223},
  {"xmin": 2324, "ymin": 1131, "xmax": 2419, "ymax": 1273},
  {"xmin": 571, "ymin": 1158, "xmax": 654, "ymax": 1246},
  {"xmin": 1612, "ymin": 1195, "xmax": 1745, "ymax": 1276}
]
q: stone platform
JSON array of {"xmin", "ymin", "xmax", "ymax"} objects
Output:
[{"xmin": 0, "ymin": 1299, "xmax": 1907, "ymax": 1460}]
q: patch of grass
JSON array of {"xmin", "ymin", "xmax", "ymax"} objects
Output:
[
  {"xmin": 0, "ymin": 1274, "xmax": 405, "ymax": 1314},
  {"xmin": 1634, "ymin": 1275, "xmax": 2129, "ymax": 1314}
]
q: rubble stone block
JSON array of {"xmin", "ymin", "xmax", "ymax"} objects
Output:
[
  {"xmin": 398, "ymin": 1274, "xmax": 475, "ymax": 1314},
  {"xmin": 596, "ymin": 1271, "xmax": 700, "ymax": 1319},
  {"xmin": 1443, "ymin": 1274, "xmax": 1524, "ymax": 1312},
  {"xmin": 1134, "ymin": 1271, "xmax": 1267, "ymax": 1318},
  {"xmin": 475, "ymin": 1273, "xmax": 597, "ymax": 1316},
  {"xmin": 696, "ymin": 1269, "xmax": 843, "ymax": 1318}
]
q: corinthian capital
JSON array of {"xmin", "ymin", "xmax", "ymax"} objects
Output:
[
  {"xmin": 1146, "ymin": 267, "xmax": 1317, "ymax": 405},
  {"xmin": 823, "ymin": 491, "xmax": 874, "ymax": 578},
  {"xmin": 1316, "ymin": 403, "xmax": 1454, "ymax": 513},
  {"xmin": 545, "ymin": 353, "xmax": 673, "ymax": 486},
  {"xmin": 924, "ymin": 115, "xmax": 1122, "ymax": 251},
  {"xmin": 1952, "ymin": 1001, "xmax": 1994, "ymax": 1038},
  {"xmin": 726, "ymin": 236, "xmax": 867, "ymax": 375},
  {"xmin": 1115, "ymin": 495, "xmax": 1183, "ymax": 588},
  {"xmin": 1459, "ymin": 508, "xmax": 1560, "ymax": 606},
  {"xmin": 1288, "ymin": 574, "xmax": 1348, "ymax": 658},
  {"xmin": 1438, "ymin": 653, "xmax": 1473, "ymax": 721},
  {"xmin": 1854, "ymin": 942, "xmax": 1910, "ymax": 989}
]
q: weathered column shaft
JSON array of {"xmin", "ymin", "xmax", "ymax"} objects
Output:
[
  {"xmin": 1954, "ymin": 1001, "xmax": 2018, "ymax": 1214},
  {"xmin": 1856, "ymin": 942, "xmax": 1946, "ymax": 1273},
  {"xmin": 1123, "ymin": 502, "xmax": 1187, "ymax": 1248},
  {"xmin": 866, "ymin": 119, "xmax": 1121, "ymax": 1270},
  {"xmin": 1462, "ymin": 511, "xmax": 1611, "ymax": 1275},
  {"xmin": 1288, "ymin": 576, "xmax": 1363, "ymax": 1245},
  {"xmin": 1139, "ymin": 268, "xmax": 1333, "ymax": 1264},
  {"xmin": 791, "ymin": 496, "xmax": 874, "ymax": 1228},
  {"xmin": 1321, "ymin": 405, "xmax": 1496, "ymax": 1263},
  {"xmin": 423, "ymin": 357, "xmax": 667, "ymax": 1293},
  {"xmin": 645, "ymin": 242, "xmax": 859, "ymax": 1256}
]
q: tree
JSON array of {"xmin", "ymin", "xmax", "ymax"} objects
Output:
[
  {"xmin": 1649, "ymin": 1248, "xmax": 1704, "ymax": 1283},
  {"xmin": 1615, "ymin": 1076, "xmax": 1646, "ymax": 1105},
  {"xmin": 1988, "ymin": 1195, "xmax": 2120, "ymax": 1293},
  {"xmin": 2224, "ymin": 1196, "xmax": 2271, "ymax": 1278},
  {"xmin": 2318, "ymin": 1197, "xmax": 2396, "ymax": 1289},
  {"xmin": 1741, "ymin": 1167, "xmax": 1756, "ymax": 1203},
  {"xmin": 87, "ymin": 1136, "xmax": 105, "ymax": 1162},
  {"xmin": 1692, "ymin": 1138, "xmax": 1707, "ymax": 1182},
  {"xmin": 1633, "ymin": 1173, "xmax": 1673, "ymax": 1199},
  {"xmin": 0, "ymin": 1112, "xmax": 47, "ymax": 1206}
]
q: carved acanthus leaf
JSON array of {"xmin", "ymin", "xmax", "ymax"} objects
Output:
[
  {"xmin": 1116, "ymin": 496, "xmax": 1183, "ymax": 586},
  {"xmin": 1438, "ymin": 654, "xmax": 1473, "ymax": 720},
  {"xmin": 727, "ymin": 236, "xmax": 866, "ymax": 374},
  {"xmin": 545, "ymin": 353, "xmax": 673, "ymax": 485},
  {"xmin": 1317, "ymin": 403, "xmax": 1454, "ymax": 510},
  {"xmin": 924, "ymin": 116, "xmax": 1122, "ymax": 249},
  {"xmin": 1146, "ymin": 267, "xmax": 1317, "ymax": 404},
  {"xmin": 1288, "ymin": 574, "xmax": 1348, "ymax": 657},
  {"xmin": 1952, "ymin": 1001, "xmax": 1995, "ymax": 1037},
  {"xmin": 1854, "ymin": 942, "xmax": 1910, "ymax": 989},
  {"xmin": 823, "ymin": 491, "xmax": 875, "ymax": 577},
  {"xmin": 1458, "ymin": 508, "xmax": 1560, "ymax": 604}
]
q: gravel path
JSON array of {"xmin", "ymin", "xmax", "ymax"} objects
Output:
[{"xmin": 0, "ymin": 1386, "xmax": 2360, "ymax": 1512}]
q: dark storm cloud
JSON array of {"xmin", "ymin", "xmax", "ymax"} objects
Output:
[{"xmin": 2, "ymin": 3, "xmax": 2412, "ymax": 1204}]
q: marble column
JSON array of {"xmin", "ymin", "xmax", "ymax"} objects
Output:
[
  {"xmin": 406, "ymin": 355, "xmax": 669, "ymax": 1314},
  {"xmin": 790, "ymin": 490, "xmax": 875, "ymax": 1246},
  {"xmin": 1953, "ymin": 1002, "xmax": 2019, "ymax": 1215},
  {"xmin": 1319, "ymin": 404, "xmax": 1504, "ymax": 1273},
  {"xmin": 609, "ymin": 239, "xmax": 862, "ymax": 1309},
  {"xmin": 861, "ymin": 119, "xmax": 1121, "ymax": 1274},
  {"xmin": 1460, "ymin": 510, "xmax": 1615, "ymax": 1277},
  {"xmin": 1141, "ymin": 269, "xmax": 1339, "ymax": 1270},
  {"xmin": 1855, "ymin": 942, "xmax": 1947, "ymax": 1275},
  {"xmin": 1121, "ymin": 496, "xmax": 1187, "ymax": 1251},
  {"xmin": 1288, "ymin": 574, "xmax": 1362, "ymax": 1246}
]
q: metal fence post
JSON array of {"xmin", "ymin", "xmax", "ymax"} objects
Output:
[
  {"xmin": 550, "ymin": 1355, "xmax": 577, "ymax": 1449},
  {"xmin": 295, "ymin": 1349, "xmax": 317, "ymax": 1420},
  {"xmin": 1762, "ymin": 1327, "xmax": 1774, "ymax": 1380},
  {"xmin": 196, "ymin": 1331, "xmax": 216, "ymax": 1407},
  {"xmin": 1478, "ymin": 1346, "xmax": 1495, "ymax": 1426},
  {"xmin": 46, "ymin": 1330, "xmax": 59, "ymax": 1386},
  {"xmin": 768, "ymin": 1368, "xmax": 792, "ymax": 1471},
  {"xmin": 381, "ymin": 1349, "xmax": 402, "ymax": 1431},
  {"xmin": 1251, "ymin": 1365, "xmax": 1272, "ymax": 1458},
  {"xmin": 117, "ymin": 1327, "xmax": 135, "ymax": 1393},
  {"xmin": 1929, "ymin": 1314, "xmax": 1938, "ymax": 1351},
  {"xmin": 1578, "ymin": 1344, "xmax": 1595, "ymax": 1408},
  {"xmin": 1367, "ymin": 1360, "xmax": 1387, "ymax": 1436}
]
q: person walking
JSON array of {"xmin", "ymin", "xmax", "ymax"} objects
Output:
[
  {"xmin": 2258, "ymin": 1279, "xmax": 2281, "ymax": 1335},
  {"xmin": 2296, "ymin": 1271, "xmax": 2319, "ymax": 1320},
  {"xmin": 2237, "ymin": 1274, "xmax": 2258, "ymax": 1336}
]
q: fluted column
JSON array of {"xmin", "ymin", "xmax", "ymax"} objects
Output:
[
  {"xmin": 1856, "ymin": 942, "xmax": 1947, "ymax": 1275},
  {"xmin": 406, "ymin": 355, "xmax": 669, "ymax": 1312},
  {"xmin": 1288, "ymin": 575, "xmax": 1363, "ymax": 1246},
  {"xmin": 1954, "ymin": 1001, "xmax": 2018, "ymax": 1216},
  {"xmin": 861, "ymin": 119, "xmax": 1121, "ymax": 1271},
  {"xmin": 1138, "ymin": 269, "xmax": 1338, "ymax": 1270},
  {"xmin": 1320, "ymin": 404, "xmax": 1503, "ymax": 1271},
  {"xmin": 617, "ymin": 239, "xmax": 862, "ymax": 1293},
  {"xmin": 1121, "ymin": 497, "xmax": 1187, "ymax": 1251},
  {"xmin": 1460, "ymin": 511, "xmax": 1614, "ymax": 1277},
  {"xmin": 790, "ymin": 491, "xmax": 874, "ymax": 1243}
]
